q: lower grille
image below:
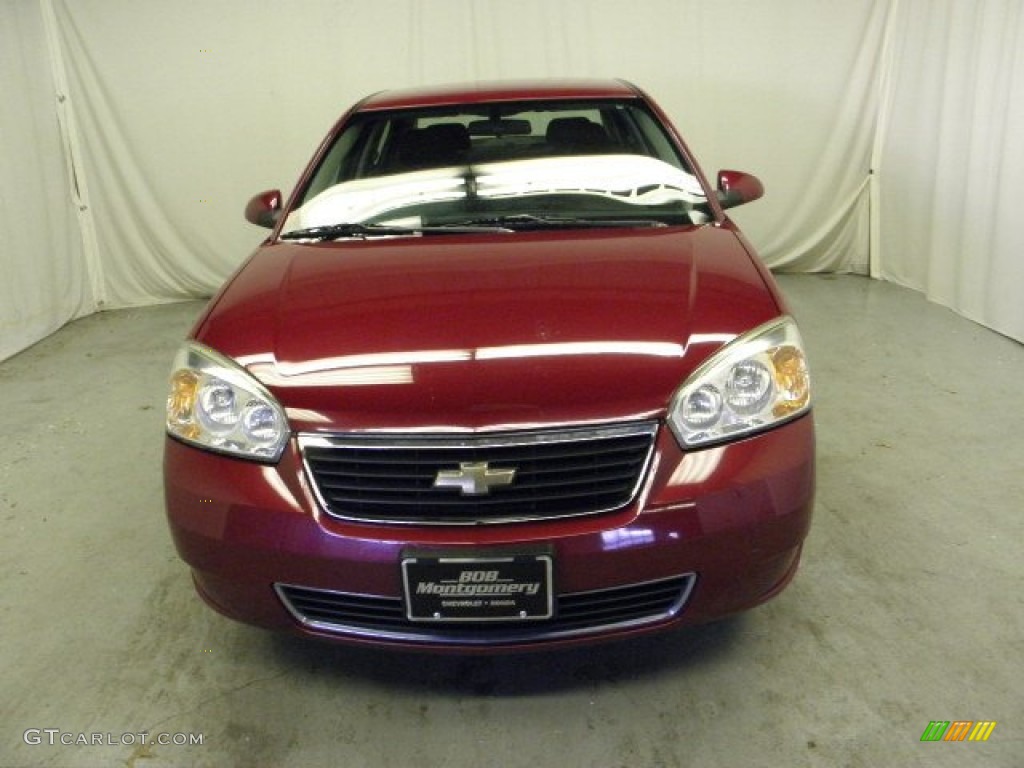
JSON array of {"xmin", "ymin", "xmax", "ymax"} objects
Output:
[
  {"xmin": 275, "ymin": 574, "xmax": 695, "ymax": 645},
  {"xmin": 299, "ymin": 422, "xmax": 658, "ymax": 525}
]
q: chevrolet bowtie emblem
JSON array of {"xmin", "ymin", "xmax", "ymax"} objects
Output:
[{"xmin": 433, "ymin": 462, "xmax": 517, "ymax": 496}]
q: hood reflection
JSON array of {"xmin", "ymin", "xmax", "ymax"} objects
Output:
[{"xmin": 249, "ymin": 340, "xmax": 684, "ymax": 388}]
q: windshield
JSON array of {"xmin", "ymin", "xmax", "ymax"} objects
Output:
[{"xmin": 282, "ymin": 99, "xmax": 710, "ymax": 237}]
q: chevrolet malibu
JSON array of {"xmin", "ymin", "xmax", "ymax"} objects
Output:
[{"xmin": 163, "ymin": 79, "xmax": 814, "ymax": 652}]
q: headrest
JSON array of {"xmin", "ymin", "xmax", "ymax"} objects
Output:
[
  {"xmin": 546, "ymin": 117, "xmax": 609, "ymax": 148},
  {"xmin": 398, "ymin": 123, "xmax": 471, "ymax": 168}
]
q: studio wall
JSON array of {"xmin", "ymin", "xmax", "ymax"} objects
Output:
[
  {"xmin": 1, "ymin": 0, "xmax": 90, "ymax": 361},
  {"xmin": 2, "ymin": 0, "xmax": 1021, "ymax": 363},
  {"xmin": 876, "ymin": 0, "xmax": 1024, "ymax": 342}
]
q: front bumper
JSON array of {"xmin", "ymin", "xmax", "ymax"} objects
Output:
[{"xmin": 163, "ymin": 415, "xmax": 814, "ymax": 652}]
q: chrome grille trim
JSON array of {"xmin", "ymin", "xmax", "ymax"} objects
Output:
[
  {"xmin": 298, "ymin": 421, "xmax": 658, "ymax": 525},
  {"xmin": 274, "ymin": 573, "xmax": 696, "ymax": 646}
]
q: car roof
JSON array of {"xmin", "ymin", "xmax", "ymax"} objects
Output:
[{"xmin": 358, "ymin": 79, "xmax": 642, "ymax": 111}]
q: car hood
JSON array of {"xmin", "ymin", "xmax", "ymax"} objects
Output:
[{"xmin": 196, "ymin": 227, "xmax": 781, "ymax": 433}]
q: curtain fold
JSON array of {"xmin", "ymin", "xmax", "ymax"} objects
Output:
[
  {"xmin": 877, "ymin": 0, "xmax": 1024, "ymax": 341},
  {"xmin": 52, "ymin": 1, "xmax": 237, "ymax": 307},
  {"xmin": 0, "ymin": 0, "xmax": 92, "ymax": 361}
]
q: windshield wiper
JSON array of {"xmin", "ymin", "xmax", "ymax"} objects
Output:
[
  {"xmin": 280, "ymin": 222, "xmax": 512, "ymax": 241},
  {"xmin": 279, "ymin": 223, "xmax": 420, "ymax": 241},
  {"xmin": 442, "ymin": 214, "xmax": 667, "ymax": 231},
  {"xmin": 280, "ymin": 215, "xmax": 667, "ymax": 241}
]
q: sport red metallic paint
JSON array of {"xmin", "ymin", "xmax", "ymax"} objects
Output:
[{"xmin": 164, "ymin": 80, "xmax": 814, "ymax": 652}]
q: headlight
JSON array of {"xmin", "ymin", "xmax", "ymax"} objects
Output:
[
  {"xmin": 165, "ymin": 342, "xmax": 289, "ymax": 462},
  {"xmin": 668, "ymin": 316, "xmax": 811, "ymax": 448}
]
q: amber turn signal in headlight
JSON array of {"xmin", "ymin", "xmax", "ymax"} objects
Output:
[
  {"xmin": 668, "ymin": 316, "xmax": 811, "ymax": 448},
  {"xmin": 165, "ymin": 342, "xmax": 289, "ymax": 462}
]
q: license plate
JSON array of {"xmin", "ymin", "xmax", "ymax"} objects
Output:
[{"xmin": 402, "ymin": 551, "xmax": 553, "ymax": 622}]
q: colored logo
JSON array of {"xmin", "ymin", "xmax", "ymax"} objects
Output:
[{"xmin": 920, "ymin": 721, "xmax": 997, "ymax": 742}]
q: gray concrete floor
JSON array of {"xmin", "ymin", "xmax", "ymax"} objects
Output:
[{"xmin": 0, "ymin": 275, "xmax": 1020, "ymax": 768}]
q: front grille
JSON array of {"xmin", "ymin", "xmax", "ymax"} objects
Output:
[
  {"xmin": 299, "ymin": 422, "xmax": 658, "ymax": 525},
  {"xmin": 275, "ymin": 574, "xmax": 695, "ymax": 645}
]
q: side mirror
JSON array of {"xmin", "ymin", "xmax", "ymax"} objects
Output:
[
  {"xmin": 244, "ymin": 189, "xmax": 283, "ymax": 228},
  {"xmin": 716, "ymin": 170, "xmax": 764, "ymax": 210}
]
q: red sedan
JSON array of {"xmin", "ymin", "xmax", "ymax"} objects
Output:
[{"xmin": 164, "ymin": 79, "xmax": 814, "ymax": 652}]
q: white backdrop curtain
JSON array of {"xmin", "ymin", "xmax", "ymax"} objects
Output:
[
  {"xmin": 876, "ymin": 0, "xmax": 1024, "ymax": 342},
  {"xmin": 0, "ymin": 0, "xmax": 92, "ymax": 362},
  {"xmin": 2, "ymin": 0, "xmax": 1022, "ymax": 362}
]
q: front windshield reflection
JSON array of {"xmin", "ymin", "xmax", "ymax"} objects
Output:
[{"xmin": 282, "ymin": 155, "xmax": 708, "ymax": 234}]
